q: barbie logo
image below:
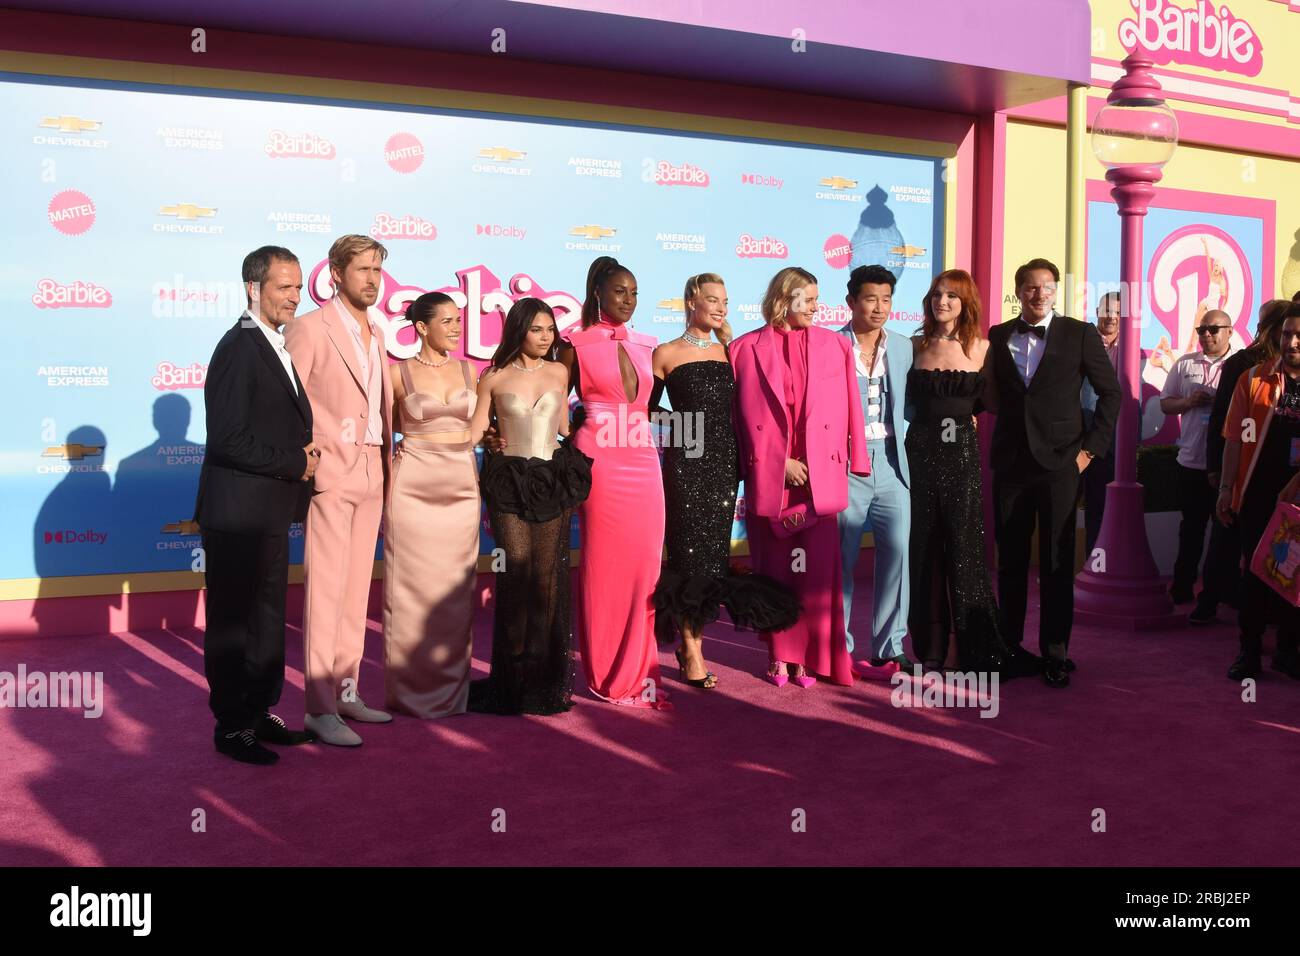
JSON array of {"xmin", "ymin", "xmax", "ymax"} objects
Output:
[
  {"xmin": 32, "ymin": 279, "xmax": 111, "ymax": 309},
  {"xmin": 369, "ymin": 214, "xmax": 436, "ymax": 240},
  {"xmin": 152, "ymin": 362, "xmax": 208, "ymax": 390},
  {"xmin": 735, "ymin": 234, "xmax": 789, "ymax": 259},
  {"xmin": 814, "ymin": 303, "xmax": 853, "ymax": 328},
  {"xmin": 1119, "ymin": 0, "xmax": 1263, "ymax": 77},
  {"xmin": 264, "ymin": 130, "xmax": 336, "ymax": 159},
  {"xmin": 308, "ymin": 262, "xmax": 581, "ymax": 362},
  {"xmin": 1147, "ymin": 224, "xmax": 1253, "ymax": 361},
  {"xmin": 654, "ymin": 161, "xmax": 710, "ymax": 187}
]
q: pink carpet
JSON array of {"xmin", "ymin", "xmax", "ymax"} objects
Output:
[{"xmin": 2, "ymin": 560, "xmax": 1297, "ymax": 867}]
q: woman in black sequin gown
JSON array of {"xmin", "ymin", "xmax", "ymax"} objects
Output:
[
  {"xmin": 650, "ymin": 274, "xmax": 799, "ymax": 688},
  {"xmin": 906, "ymin": 270, "xmax": 1035, "ymax": 679}
]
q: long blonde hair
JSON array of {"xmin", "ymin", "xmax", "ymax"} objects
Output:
[{"xmin": 761, "ymin": 267, "xmax": 817, "ymax": 329}]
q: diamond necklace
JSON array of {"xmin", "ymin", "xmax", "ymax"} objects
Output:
[{"xmin": 680, "ymin": 330, "xmax": 712, "ymax": 349}]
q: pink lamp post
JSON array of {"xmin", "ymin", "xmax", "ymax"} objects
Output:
[{"xmin": 1075, "ymin": 53, "xmax": 1182, "ymax": 628}]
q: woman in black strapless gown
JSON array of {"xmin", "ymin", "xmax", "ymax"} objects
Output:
[
  {"xmin": 906, "ymin": 270, "xmax": 1034, "ymax": 679},
  {"xmin": 650, "ymin": 274, "xmax": 799, "ymax": 688}
]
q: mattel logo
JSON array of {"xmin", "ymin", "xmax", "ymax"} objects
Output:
[
  {"xmin": 476, "ymin": 223, "xmax": 526, "ymax": 240},
  {"xmin": 654, "ymin": 161, "xmax": 709, "ymax": 187},
  {"xmin": 43, "ymin": 530, "xmax": 109, "ymax": 545},
  {"xmin": 32, "ymin": 279, "xmax": 112, "ymax": 310},
  {"xmin": 735, "ymin": 234, "xmax": 789, "ymax": 259},
  {"xmin": 48, "ymin": 190, "xmax": 96, "ymax": 236},
  {"xmin": 370, "ymin": 214, "xmax": 436, "ymax": 241},
  {"xmin": 264, "ymin": 130, "xmax": 336, "ymax": 159},
  {"xmin": 740, "ymin": 173, "xmax": 783, "ymax": 189},
  {"xmin": 152, "ymin": 362, "xmax": 207, "ymax": 390}
]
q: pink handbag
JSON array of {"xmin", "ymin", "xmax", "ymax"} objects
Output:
[
  {"xmin": 1249, "ymin": 500, "xmax": 1300, "ymax": 606},
  {"xmin": 769, "ymin": 485, "xmax": 818, "ymax": 539}
]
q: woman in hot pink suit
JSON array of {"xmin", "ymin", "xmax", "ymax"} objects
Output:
[
  {"xmin": 560, "ymin": 257, "xmax": 670, "ymax": 710},
  {"xmin": 731, "ymin": 267, "xmax": 870, "ymax": 687}
]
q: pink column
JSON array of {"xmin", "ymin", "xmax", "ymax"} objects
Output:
[{"xmin": 1074, "ymin": 164, "xmax": 1179, "ymax": 628}]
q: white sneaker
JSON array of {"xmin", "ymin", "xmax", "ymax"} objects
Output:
[
  {"xmin": 337, "ymin": 697, "xmax": 393, "ymax": 723},
  {"xmin": 304, "ymin": 713, "xmax": 363, "ymax": 747}
]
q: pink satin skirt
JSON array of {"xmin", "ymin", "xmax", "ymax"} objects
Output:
[{"xmin": 383, "ymin": 439, "xmax": 480, "ymax": 718}]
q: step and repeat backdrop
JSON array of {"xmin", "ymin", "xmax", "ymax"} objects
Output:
[{"xmin": 2, "ymin": 74, "xmax": 944, "ymax": 591}]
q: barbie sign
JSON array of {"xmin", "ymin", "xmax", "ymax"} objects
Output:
[
  {"xmin": 1119, "ymin": 0, "xmax": 1264, "ymax": 77},
  {"xmin": 1147, "ymin": 224, "xmax": 1253, "ymax": 358},
  {"xmin": 307, "ymin": 261, "xmax": 582, "ymax": 362}
]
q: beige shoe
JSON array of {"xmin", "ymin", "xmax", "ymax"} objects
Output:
[
  {"xmin": 337, "ymin": 697, "xmax": 393, "ymax": 724},
  {"xmin": 304, "ymin": 713, "xmax": 362, "ymax": 747}
]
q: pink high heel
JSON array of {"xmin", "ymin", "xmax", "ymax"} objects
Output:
[
  {"xmin": 766, "ymin": 662, "xmax": 789, "ymax": 687},
  {"xmin": 791, "ymin": 664, "xmax": 816, "ymax": 689}
]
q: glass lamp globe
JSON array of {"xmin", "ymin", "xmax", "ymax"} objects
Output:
[{"xmin": 1091, "ymin": 98, "xmax": 1179, "ymax": 169}]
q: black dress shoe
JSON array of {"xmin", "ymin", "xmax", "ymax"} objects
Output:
[
  {"xmin": 215, "ymin": 728, "xmax": 279, "ymax": 765},
  {"xmin": 254, "ymin": 713, "xmax": 316, "ymax": 745},
  {"xmin": 1188, "ymin": 600, "xmax": 1218, "ymax": 625},
  {"xmin": 1227, "ymin": 653, "xmax": 1260, "ymax": 681},
  {"xmin": 1042, "ymin": 658, "xmax": 1070, "ymax": 688},
  {"xmin": 871, "ymin": 654, "xmax": 915, "ymax": 671}
]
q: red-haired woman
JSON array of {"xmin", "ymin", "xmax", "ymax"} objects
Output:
[{"xmin": 906, "ymin": 270, "xmax": 1031, "ymax": 677}]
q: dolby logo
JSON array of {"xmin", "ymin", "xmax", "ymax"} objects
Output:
[
  {"xmin": 475, "ymin": 223, "xmax": 526, "ymax": 240},
  {"xmin": 43, "ymin": 529, "xmax": 109, "ymax": 545}
]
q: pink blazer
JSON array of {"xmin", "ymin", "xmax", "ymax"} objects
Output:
[
  {"xmin": 730, "ymin": 324, "xmax": 869, "ymax": 518},
  {"xmin": 284, "ymin": 297, "xmax": 394, "ymax": 495}
]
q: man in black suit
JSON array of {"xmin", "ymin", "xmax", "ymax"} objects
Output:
[
  {"xmin": 195, "ymin": 246, "xmax": 319, "ymax": 763},
  {"xmin": 988, "ymin": 258, "xmax": 1121, "ymax": 688}
]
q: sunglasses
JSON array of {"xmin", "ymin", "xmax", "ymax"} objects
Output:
[{"xmin": 1196, "ymin": 325, "xmax": 1229, "ymax": 335}]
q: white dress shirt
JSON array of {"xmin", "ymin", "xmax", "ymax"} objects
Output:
[
  {"xmin": 247, "ymin": 310, "xmax": 298, "ymax": 394},
  {"xmin": 853, "ymin": 328, "xmax": 893, "ymax": 441},
  {"xmin": 1159, "ymin": 345, "xmax": 1238, "ymax": 470},
  {"xmin": 1008, "ymin": 310, "xmax": 1054, "ymax": 386}
]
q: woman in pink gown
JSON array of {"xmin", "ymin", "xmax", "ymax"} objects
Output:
[{"xmin": 559, "ymin": 256, "xmax": 670, "ymax": 710}]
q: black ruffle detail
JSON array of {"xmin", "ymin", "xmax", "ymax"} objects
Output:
[
  {"xmin": 479, "ymin": 441, "xmax": 593, "ymax": 523},
  {"xmin": 652, "ymin": 567, "xmax": 801, "ymax": 643}
]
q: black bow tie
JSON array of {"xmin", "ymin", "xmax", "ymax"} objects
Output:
[{"xmin": 1015, "ymin": 319, "xmax": 1045, "ymax": 339}]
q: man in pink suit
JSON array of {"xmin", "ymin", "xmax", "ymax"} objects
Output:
[
  {"xmin": 730, "ymin": 267, "xmax": 870, "ymax": 687},
  {"xmin": 284, "ymin": 235, "xmax": 395, "ymax": 746}
]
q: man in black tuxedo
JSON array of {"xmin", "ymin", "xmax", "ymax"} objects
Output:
[
  {"xmin": 195, "ymin": 246, "xmax": 319, "ymax": 763},
  {"xmin": 988, "ymin": 259, "xmax": 1121, "ymax": 688}
]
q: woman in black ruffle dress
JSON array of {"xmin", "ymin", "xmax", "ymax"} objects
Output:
[
  {"xmin": 650, "ymin": 274, "xmax": 799, "ymax": 688},
  {"xmin": 468, "ymin": 298, "xmax": 592, "ymax": 715}
]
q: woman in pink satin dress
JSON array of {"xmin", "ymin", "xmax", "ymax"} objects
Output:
[{"xmin": 558, "ymin": 257, "xmax": 671, "ymax": 710}]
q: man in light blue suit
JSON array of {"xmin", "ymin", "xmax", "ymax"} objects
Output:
[{"xmin": 837, "ymin": 265, "xmax": 913, "ymax": 678}]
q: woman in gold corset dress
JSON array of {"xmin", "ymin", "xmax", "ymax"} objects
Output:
[
  {"xmin": 468, "ymin": 298, "xmax": 592, "ymax": 714},
  {"xmin": 383, "ymin": 292, "xmax": 481, "ymax": 718}
]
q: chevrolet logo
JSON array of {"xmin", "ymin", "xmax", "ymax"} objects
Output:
[
  {"xmin": 890, "ymin": 245, "xmax": 927, "ymax": 257},
  {"xmin": 161, "ymin": 520, "xmax": 201, "ymax": 535},
  {"xmin": 160, "ymin": 203, "xmax": 218, "ymax": 220},
  {"xmin": 658, "ymin": 297, "xmax": 685, "ymax": 311},
  {"xmin": 820, "ymin": 176, "xmax": 858, "ymax": 190},
  {"xmin": 570, "ymin": 224, "xmax": 616, "ymax": 240},
  {"xmin": 40, "ymin": 115, "xmax": 102, "ymax": 133},
  {"xmin": 478, "ymin": 147, "xmax": 526, "ymax": 162},
  {"xmin": 43, "ymin": 443, "xmax": 103, "ymax": 460}
]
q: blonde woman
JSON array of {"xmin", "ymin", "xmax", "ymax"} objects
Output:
[
  {"xmin": 729, "ymin": 267, "xmax": 869, "ymax": 687},
  {"xmin": 650, "ymin": 274, "xmax": 797, "ymax": 689}
]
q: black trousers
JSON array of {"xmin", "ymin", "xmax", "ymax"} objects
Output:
[
  {"xmin": 1237, "ymin": 492, "xmax": 1300, "ymax": 655},
  {"xmin": 1083, "ymin": 448, "xmax": 1115, "ymax": 557},
  {"xmin": 1172, "ymin": 464, "xmax": 1215, "ymax": 594},
  {"xmin": 993, "ymin": 457, "xmax": 1081, "ymax": 661},
  {"xmin": 201, "ymin": 528, "xmax": 289, "ymax": 730}
]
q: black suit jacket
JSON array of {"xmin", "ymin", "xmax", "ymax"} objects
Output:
[
  {"xmin": 989, "ymin": 314, "xmax": 1121, "ymax": 473},
  {"xmin": 194, "ymin": 317, "xmax": 313, "ymax": 535}
]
